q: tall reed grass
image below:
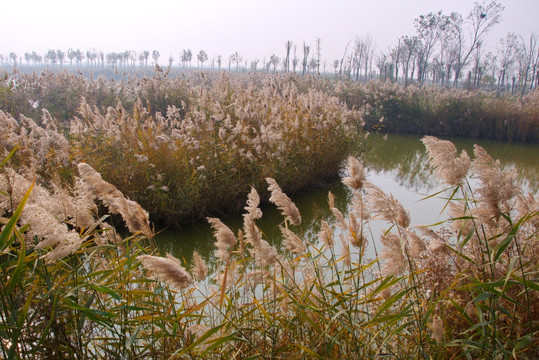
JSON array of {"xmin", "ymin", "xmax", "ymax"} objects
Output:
[
  {"xmin": 338, "ymin": 81, "xmax": 539, "ymax": 142},
  {"xmin": 0, "ymin": 134, "xmax": 536, "ymax": 359},
  {"xmin": 68, "ymin": 74, "xmax": 363, "ymax": 225}
]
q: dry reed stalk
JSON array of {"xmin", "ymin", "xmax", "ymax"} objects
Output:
[
  {"xmin": 77, "ymin": 163, "xmax": 152, "ymax": 238},
  {"xmin": 266, "ymin": 178, "xmax": 301, "ymax": 226},
  {"xmin": 138, "ymin": 254, "xmax": 193, "ymax": 291}
]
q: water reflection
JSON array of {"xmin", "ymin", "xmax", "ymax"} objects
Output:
[
  {"xmin": 363, "ymin": 134, "xmax": 539, "ymax": 193},
  {"xmin": 155, "ymin": 179, "xmax": 349, "ymax": 263},
  {"xmin": 155, "ymin": 134, "xmax": 539, "ymax": 263}
]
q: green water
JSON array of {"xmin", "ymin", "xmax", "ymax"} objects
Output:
[{"xmin": 155, "ymin": 134, "xmax": 539, "ymax": 262}]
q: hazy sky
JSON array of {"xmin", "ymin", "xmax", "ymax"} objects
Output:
[{"xmin": 2, "ymin": 0, "xmax": 538, "ymax": 65}]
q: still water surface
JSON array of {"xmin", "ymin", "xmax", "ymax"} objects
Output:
[{"xmin": 155, "ymin": 134, "xmax": 539, "ymax": 263}]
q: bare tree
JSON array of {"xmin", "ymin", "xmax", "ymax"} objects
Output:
[
  {"xmin": 180, "ymin": 49, "xmax": 192, "ymax": 68},
  {"xmin": 268, "ymin": 54, "xmax": 280, "ymax": 73},
  {"xmin": 152, "ymin": 50, "xmax": 160, "ymax": 66},
  {"xmin": 100, "ymin": 51, "xmax": 106, "ymax": 68},
  {"xmin": 24, "ymin": 52, "xmax": 32, "ymax": 66},
  {"xmin": 292, "ymin": 45, "xmax": 299, "ymax": 73},
  {"xmin": 497, "ymin": 33, "xmax": 518, "ymax": 90},
  {"xmin": 398, "ymin": 36, "xmax": 420, "ymax": 85},
  {"xmin": 450, "ymin": 1, "xmax": 504, "ymax": 87},
  {"xmin": 216, "ymin": 55, "xmax": 222, "ymax": 70},
  {"xmin": 45, "ymin": 49, "xmax": 57, "ymax": 67},
  {"xmin": 516, "ymin": 33, "xmax": 538, "ymax": 93},
  {"xmin": 315, "ymin": 37, "xmax": 322, "ymax": 74},
  {"xmin": 197, "ymin": 50, "xmax": 208, "ymax": 68},
  {"xmin": 9, "ymin": 52, "xmax": 18, "ymax": 66},
  {"xmin": 87, "ymin": 49, "xmax": 97, "ymax": 67},
  {"xmin": 389, "ymin": 39, "xmax": 402, "ymax": 82},
  {"xmin": 376, "ymin": 52, "xmax": 389, "ymax": 80},
  {"xmin": 230, "ymin": 52, "xmax": 243, "ymax": 71},
  {"xmin": 250, "ymin": 59, "xmax": 259, "ymax": 72},
  {"xmin": 414, "ymin": 11, "xmax": 450, "ymax": 84},
  {"xmin": 284, "ymin": 41, "xmax": 292, "ymax": 73},
  {"xmin": 352, "ymin": 38, "xmax": 364, "ymax": 81},
  {"xmin": 302, "ymin": 42, "xmax": 310, "ymax": 75},
  {"xmin": 68, "ymin": 49, "xmax": 76, "ymax": 67}
]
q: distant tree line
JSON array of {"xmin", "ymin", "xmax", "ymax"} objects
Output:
[{"xmin": 1, "ymin": 1, "xmax": 536, "ymax": 93}]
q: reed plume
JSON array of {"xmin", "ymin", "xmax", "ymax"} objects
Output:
[
  {"xmin": 319, "ymin": 220, "xmax": 334, "ymax": 248},
  {"xmin": 77, "ymin": 163, "xmax": 152, "ymax": 238},
  {"xmin": 328, "ymin": 191, "xmax": 346, "ymax": 229},
  {"xmin": 342, "ymin": 156, "xmax": 366, "ymax": 190},
  {"xmin": 207, "ymin": 217, "xmax": 236, "ymax": 262},
  {"xmin": 245, "ymin": 187, "xmax": 262, "ymax": 219},
  {"xmin": 421, "ymin": 136, "xmax": 470, "ymax": 186},
  {"xmin": 280, "ymin": 225, "xmax": 306, "ymax": 254},
  {"xmin": 472, "ymin": 144, "xmax": 519, "ymax": 218},
  {"xmin": 24, "ymin": 203, "xmax": 84, "ymax": 264},
  {"xmin": 365, "ymin": 182, "xmax": 410, "ymax": 229},
  {"xmin": 138, "ymin": 254, "xmax": 193, "ymax": 291},
  {"xmin": 266, "ymin": 178, "xmax": 301, "ymax": 226},
  {"xmin": 243, "ymin": 213, "xmax": 263, "ymax": 251},
  {"xmin": 379, "ymin": 232, "xmax": 407, "ymax": 276},
  {"xmin": 191, "ymin": 251, "xmax": 208, "ymax": 281},
  {"xmin": 430, "ymin": 316, "xmax": 444, "ymax": 344},
  {"xmin": 250, "ymin": 238, "xmax": 279, "ymax": 268}
]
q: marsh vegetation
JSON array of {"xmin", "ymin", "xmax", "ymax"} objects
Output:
[{"xmin": 0, "ymin": 71, "xmax": 537, "ymax": 359}]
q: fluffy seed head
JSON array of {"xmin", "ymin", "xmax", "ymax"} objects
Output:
[
  {"xmin": 139, "ymin": 254, "xmax": 193, "ymax": 291},
  {"xmin": 77, "ymin": 163, "xmax": 152, "ymax": 238},
  {"xmin": 280, "ymin": 226, "xmax": 306, "ymax": 254},
  {"xmin": 342, "ymin": 156, "xmax": 366, "ymax": 190},
  {"xmin": 421, "ymin": 136, "xmax": 470, "ymax": 186},
  {"xmin": 191, "ymin": 251, "xmax": 208, "ymax": 281},
  {"xmin": 266, "ymin": 178, "xmax": 301, "ymax": 226}
]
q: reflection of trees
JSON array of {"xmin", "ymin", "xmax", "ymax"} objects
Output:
[
  {"xmin": 362, "ymin": 134, "xmax": 539, "ymax": 193},
  {"xmin": 362, "ymin": 134, "xmax": 437, "ymax": 192}
]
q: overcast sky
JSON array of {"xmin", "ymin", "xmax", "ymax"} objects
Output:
[{"xmin": 2, "ymin": 0, "xmax": 537, "ymax": 65}]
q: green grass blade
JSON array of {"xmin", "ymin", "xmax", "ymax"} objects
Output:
[{"xmin": 0, "ymin": 182, "xmax": 34, "ymax": 252}]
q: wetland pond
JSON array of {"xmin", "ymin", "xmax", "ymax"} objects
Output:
[{"xmin": 155, "ymin": 134, "xmax": 539, "ymax": 265}]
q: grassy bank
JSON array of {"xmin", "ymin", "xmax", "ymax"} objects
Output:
[
  {"xmin": 2, "ymin": 70, "xmax": 538, "ymax": 143},
  {"xmin": 338, "ymin": 81, "xmax": 539, "ymax": 142}
]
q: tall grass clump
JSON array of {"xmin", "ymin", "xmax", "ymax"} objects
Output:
[
  {"xmin": 338, "ymin": 80, "xmax": 539, "ymax": 142},
  {"xmin": 70, "ymin": 74, "xmax": 363, "ymax": 225},
  {"xmin": 0, "ymin": 69, "xmax": 192, "ymax": 124},
  {"xmin": 133, "ymin": 136, "xmax": 537, "ymax": 358},
  {"xmin": 0, "ymin": 130, "xmax": 537, "ymax": 358}
]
